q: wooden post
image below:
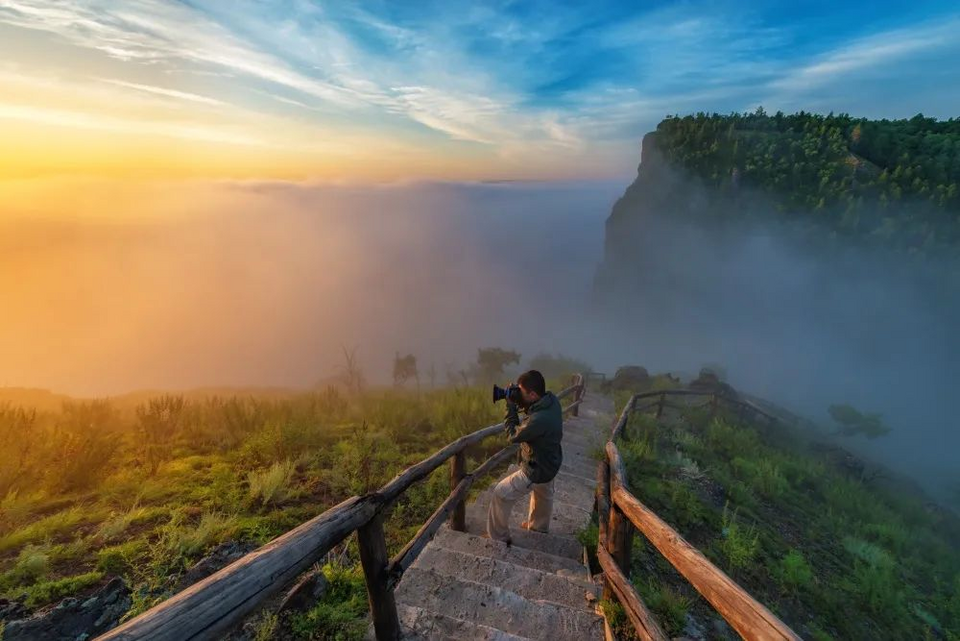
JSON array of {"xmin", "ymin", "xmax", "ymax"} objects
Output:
[
  {"xmin": 357, "ymin": 514, "xmax": 401, "ymax": 641},
  {"xmin": 571, "ymin": 377, "xmax": 580, "ymax": 417},
  {"xmin": 602, "ymin": 504, "xmax": 634, "ymax": 602},
  {"xmin": 450, "ymin": 450, "xmax": 466, "ymax": 531},
  {"xmin": 655, "ymin": 392, "xmax": 665, "ymax": 419}
]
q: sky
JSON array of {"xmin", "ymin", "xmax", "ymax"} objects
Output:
[{"xmin": 1, "ymin": 0, "xmax": 959, "ymax": 185}]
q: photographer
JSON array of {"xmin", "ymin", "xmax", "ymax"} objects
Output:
[{"xmin": 486, "ymin": 369, "xmax": 562, "ymax": 544}]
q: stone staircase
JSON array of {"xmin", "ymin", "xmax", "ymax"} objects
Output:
[{"xmin": 382, "ymin": 394, "xmax": 614, "ymax": 640}]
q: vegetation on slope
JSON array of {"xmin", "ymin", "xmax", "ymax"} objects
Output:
[{"xmin": 588, "ymin": 385, "xmax": 960, "ymax": 640}]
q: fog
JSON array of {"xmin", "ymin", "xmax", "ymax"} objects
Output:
[
  {"xmin": 596, "ymin": 159, "xmax": 960, "ymax": 504},
  {"xmin": 0, "ymin": 179, "xmax": 626, "ymax": 396},
  {"xmin": 1, "ymin": 173, "xmax": 956, "ymax": 501}
]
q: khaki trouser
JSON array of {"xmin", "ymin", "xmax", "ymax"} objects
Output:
[{"xmin": 486, "ymin": 468, "xmax": 555, "ymax": 542}]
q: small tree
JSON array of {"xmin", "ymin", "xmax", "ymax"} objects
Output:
[
  {"xmin": 136, "ymin": 395, "xmax": 186, "ymax": 475},
  {"xmin": 339, "ymin": 345, "xmax": 365, "ymax": 396},
  {"xmin": 828, "ymin": 404, "xmax": 891, "ymax": 439},
  {"xmin": 392, "ymin": 352, "xmax": 419, "ymax": 389},
  {"xmin": 476, "ymin": 347, "xmax": 521, "ymax": 384}
]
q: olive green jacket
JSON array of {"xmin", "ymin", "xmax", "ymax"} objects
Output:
[{"xmin": 504, "ymin": 391, "xmax": 563, "ymax": 484}]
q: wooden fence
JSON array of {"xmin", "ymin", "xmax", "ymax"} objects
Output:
[
  {"xmin": 595, "ymin": 389, "xmax": 802, "ymax": 641},
  {"xmin": 97, "ymin": 375, "xmax": 586, "ymax": 641}
]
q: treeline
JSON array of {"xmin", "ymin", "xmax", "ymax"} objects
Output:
[{"xmin": 654, "ymin": 109, "xmax": 960, "ymax": 252}]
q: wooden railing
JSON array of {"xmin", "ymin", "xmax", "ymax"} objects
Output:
[
  {"xmin": 595, "ymin": 390, "xmax": 801, "ymax": 641},
  {"xmin": 97, "ymin": 375, "xmax": 586, "ymax": 641}
]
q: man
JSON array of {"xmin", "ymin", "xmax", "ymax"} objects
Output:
[{"xmin": 486, "ymin": 369, "xmax": 562, "ymax": 544}]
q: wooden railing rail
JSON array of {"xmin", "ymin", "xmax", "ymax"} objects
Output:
[
  {"xmin": 596, "ymin": 389, "xmax": 801, "ymax": 641},
  {"xmin": 99, "ymin": 375, "xmax": 586, "ymax": 641}
]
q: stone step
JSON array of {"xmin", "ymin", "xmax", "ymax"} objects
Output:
[
  {"xmin": 433, "ymin": 527, "xmax": 588, "ymax": 578},
  {"xmin": 394, "ymin": 567, "xmax": 604, "ymax": 640},
  {"xmin": 411, "ymin": 545, "xmax": 599, "ymax": 610},
  {"xmin": 392, "ymin": 603, "xmax": 533, "ymax": 641},
  {"xmin": 463, "ymin": 514, "xmax": 583, "ymax": 560},
  {"xmin": 554, "ymin": 468, "xmax": 595, "ymax": 487},
  {"xmin": 559, "ymin": 457, "xmax": 600, "ymax": 479},
  {"xmin": 468, "ymin": 493, "xmax": 591, "ymax": 539}
]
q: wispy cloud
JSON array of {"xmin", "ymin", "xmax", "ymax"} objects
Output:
[
  {"xmin": 769, "ymin": 16, "xmax": 960, "ymax": 94},
  {"xmin": 97, "ymin": 78, "xmax": 225, "ymax": 106},
  {"xmin": 1, "ymin": 0, "xmax": 958, "ymax": 179},
  {"xmin": 0, "ymin": 103, "xmax": 263, "ymax": 146}
]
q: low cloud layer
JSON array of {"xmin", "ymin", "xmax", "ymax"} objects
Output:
[{"xmin": 0, "ymin": 179, "xmax": 623, "ymax": 396}]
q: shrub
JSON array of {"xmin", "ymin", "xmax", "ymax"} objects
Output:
[
  {"xmin": 0, "ymin": 544, "xmax": 50, "ymax": 590},
  {"xmin": 636, "ymin": 578, "xmax": 693, "ymax": 636},
  {"xmin": 0, "ymin": 404, "xmax": 39, "ymax": 495},
  {"xmin": 706, "ymin": 417, "xmax": 760, "ymax": 460},
  {"xmin": 247, "ymin": 460, "xmax": 296, "ymax": 507},
  {"xmin": 135, "ymin": 395, "xmax": 186, "ymax": 475},
  {"xmin": 718, "ymin": 503, "xmax": 759, "ymax": 571},
  {"xmin": 96, "ymin": 539, "xmax": 147, "ymax": 574},
  {"xmin": 732, "ymin": 456, "xmax": 788, "ymax": 498},
  {"xmin": 668, "ymin": 481, "xmax": 706, "ymax": 529},
  {"xmin": 45, "ymin": 400, "xmax": 121, "ymax": 492},
  {"xmin": 778, "ymin": 549, "xmax": 814, "ymax": 592},
  {"xmin": 0, "ymin": 506, "xmax": 92, "ymax": 553},
  {"xmin": 22, "ymin": 571, "xmax": 103, "ymax": 608}
]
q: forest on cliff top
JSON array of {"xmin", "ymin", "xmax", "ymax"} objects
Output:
[{"xmin": 653, "ymin": 110, "xmax": 960, "ymax": 254}]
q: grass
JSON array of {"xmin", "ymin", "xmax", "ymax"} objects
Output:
[
  {"xmin": 20, "ymin": 570, "xmax": 104, "ymax": 608},
  {"xmin": 718, "ymin": 503, "xmax": 760, "ymax": 571},
  {"xmin": 613, "ymin": 400, "xmax": 960, "ymax": 640},
  {"xmin": 288, "ymin": 562, "xmax": 369, "ymax": 640},
  {"xmin": 247, "ymin": 459, "xmax": 297, "ymax": 508},
  {"xmin": 635, "ymin": 577, "xmax": 693, "ymax": 636},
  {"xmin": 0, "ymin": 383, "xmax": 510, "ymax": 638}
]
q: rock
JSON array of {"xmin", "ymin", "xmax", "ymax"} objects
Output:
[
  {"xmin": 0, "ymin": 597, "xmax": 27, "ymax": 622},
  {"xmin": 604, "ymin": 366, "xmax": 650, "ymax": 392},
  {"xmin": 277, "ymin": 569, "xmax": 328, "ymax": 613},
  {"xmin": 689, "ymin": 368, "xmax": 738, "ymax": 399},
  {"xmin": 2, "ymin": 576, "xmax": 131, "ymax": 641},
  {"xmin": 175, "ymin": 540, "xmax": 259, "ymax": 591}
]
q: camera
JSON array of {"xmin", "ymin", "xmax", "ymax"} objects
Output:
[{"xmin": 492, "ymin": 383, "xmax": 523, "ymax": 405}]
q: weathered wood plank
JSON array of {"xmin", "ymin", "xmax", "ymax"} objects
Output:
[
  {"xmin": 387, "ymin": 445, "xmax": 517, "ymax": 589},
  {"xmin": 450, "ymin": 451, "xmax": 466, "ymax": 531},
  {"xmin": 597, "ymin": 543, "xmax": 668, "ymax": 641},
  {"xmin": 377, "ymin": 421, "xmax": 505, "ymax": 503},
  {"xmin": 358, "ymin": 513, "xmax": 401, "ymax": 640},
  {"xmin": 610, "ymin": 395, "xmax": 636, "ymax": 441},
  {"xmin": 610, "ymin": 484, "xmax": 801, "ymax": 641},
  {"xmin": 97, "ymin": 495, "xmax": 379, "ymax": 640}
]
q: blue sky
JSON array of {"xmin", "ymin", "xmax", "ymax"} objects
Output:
[{"xmin": 1, "ymin": 0, "xmax": 959, "ymax": 180}]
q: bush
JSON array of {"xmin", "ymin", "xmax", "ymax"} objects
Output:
[
  {"xmin": 718, "ymin": 503, "xmax": 759, "ymax": 571},
  {"xmin": 0, "ymin": 544, "xmax": 50, "ymax": 590},
  {"xmin": 45, "ymin": 400, "xmax": 121, "ymax": 492},
  {"xmin": 668, "ymin": 481, "xmax": 706, "ymax": 528},
  {"xmin": 136, "ymin": 395, "xmax": 186, "ymax": 475},
  {"xmin": 636, "ymin": 578, "xmax": 693, "ymax": 636},
  {"xmin": 247, "ymin": 460, "xmax": 296, "ymax": 507},
  {"xmin": 22, "ymin": 571, "xmax": 103, "ymax": 608},
  {"xmin": 0, "ymin": 506, "xmax": 94, "ymax": 553},
  {"xmin": 97, "ymin": 539, "xmax": 147, "ymax": 574},
  {"xmin": 778, "ymin": 549, "xmax": 814, "ymax": 592}
]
